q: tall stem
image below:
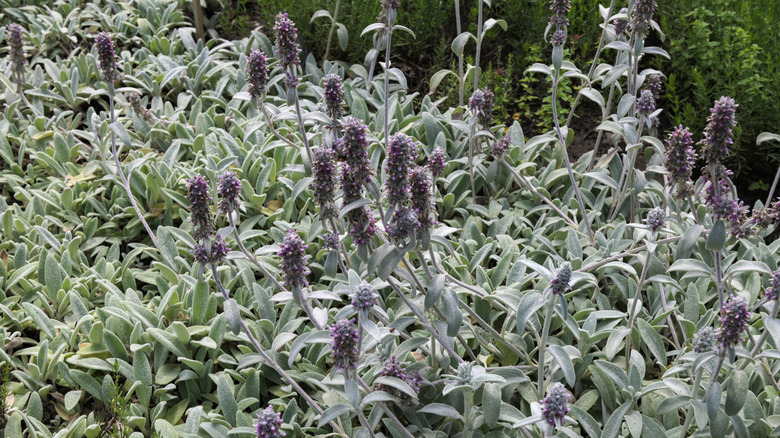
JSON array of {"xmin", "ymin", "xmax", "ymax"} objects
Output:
[
  {"xmin": 323, "ymin": 0, "xmax": 341, "ymax": 63},
  {"xmin": 258, "ymin": 101, "xmax": 301, "ymax": 150},
  {"xmin": 383, "ymin": 18, "xmax": 393, "ymax": 151},
  {"xmin": 537, "ymin": 300, "xmax": 555, "ymax": 399},
  {"xmin": 551, "ymin": 70, "xmax": 595, "ymax": 242},
  {"xmin": 679, "ymin": 366, "xmax": 704, "ymax": 438},
  {"xmin": 473, "ymin": 0, "xmax": 483, "ymax": 92},
  {"xmin": 624, "ymin": 248, "xmax": 653, "ymax": 370},
  {"xmin": 454, "ymin": 0, "xmax": 464, "ymax": 106},
  {"xmin": 468, "ymin": 118, "xmax": 477, "ymax": 198},
  {"xmin": 766, "ymin": 164, "xmax": 780, "ymax": 205},
  {"xmin": 500, "ymin": 158, "xmax": 578, "ymax": 227},
  {"xmin": 586, "ymin": 53, "xmax": 619, "ymax": 171},
  {"xmin": 292, "ymin": 85, "xmax": 314, "ymax": 165}
]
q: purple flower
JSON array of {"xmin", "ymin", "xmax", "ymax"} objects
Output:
[
  {"xmin": 322, "ymin": 232, "xmax": 340, "ymax": 250},
  {"xmin": 629, "ymin": 0, "xmax": 657, "ymax": 37},
  {"xmin": 643, "ymin": 74, "xmax": 663, "ymax": 100},
  {"xmin": 6, "ymin": 23, "xmax": 25, "ymax": 84},
  {"xmin": 728, "ymin": 200, "xmax": 755, "ymax": 239},
  {"xmin": 256, "ymin": 405, "xmax": 285, "ymax": 438},
  {"xmin": 323, "ymin": 74, "xmax": 344, "ymax": 121},
  {"xmin": 95, "ymin": 32, "xmax": 120, "ymax": 84},
  {"xmin": 550, "ymin": 262, "xmax": 572, "ymax": 296},
  {"xmin": 665, "ymin": 125, "xmax": 696, "ymax": 197},
  {"xmin": 386, "ymin": 206, "xmax": 419, "ymax": 242},
  {"xmin": 218, "ymin": 170, "xmax": 241, "ymax": 215},
  {"xmin": 274, "ymin": 13, "xmax": 301, "ymax": 87},
  {"xmin": 766, "ymin": 268, "xmax": 780, "ymax": 301},
  {"xmin": 702, "ymin": 97, "xmax": 738, "ymax": 166},
  {"xmin": 278, "ymin": 229, "xmax": 309, "ymax": 290},
  {"xmin": 614, "ymin": 8, "xmax": 629, "ymax": 37},
  {"xmin": 637, "ymin": 89, "xmax": 655, "ymax": 117},
  {"xmin": 374, "ymin": 356, "xmax": 422, "ymax": 406},
  {"xmin": 247, "ymin": 49, "xmax": 269, "ymax": 98},
  {"xmin": 550, "ymin": 29, "xmax": 566, "ymax": 47},
  {"xmin": 186, "ymin": 174, "xmax": 214, "ymax": 242},
  {"xmin": 771, "ymin": 198, "xmax": 780, "ymax": 224},
  {"xmin": 489, "ymin": 135, "xmax": 511, "ymax": 158},
  {"xmin": 384, "ymin": 133, "xmax": 417, "ymax": 206},
  {"xmin": 428, "ymin": 146, "xmax": 446, "ymax": 179},
  {"xmin": 716, "ymin": 294, "xmax": 750, "ymax": 352},
  {"xmin": 349, "ymin": 207, "xmax": 377, "ymax": 246},
  {"xmin": 645, "ymin": 207, "xmax": 665, "ymax": 232},
  {"xmin": 331, "ymin": 318, "xmax": 360, "ymax": 370},
  {"xmin": 382, "ymin": 0, "xmax": 400, "ymax": 11},
  {"xmin": 693, "ymin": 327, "xmax": 715, "ymax": 353},
  {"xmin": 192, "ymin": 234, "xmax": 230, "ymax": 265},
  {"xmin": 338, "ymin": 118, "xmax": 374, "ymax": 184},
  {"xmin": 549, "ymin": 0, "xmax": 571, "ymax": 30},
  {"xmin": 750, "ymin": 207, "xmax": 777, "ymax": 230},
  {"xmin": 541, "ymin": 382, "xmax": 571, "ymax": 428},
  {"xmin": 409, "ymin": 166, "xmax": 435, "ymax": 231},
  {"xmin": 352, "ymin": 281, "xmax": 376, "ymax": 314},
  {"xmin": 312, "ymin": 146, "xmax": 339, "ymax": 220},
  {"xmin": 469, "ymin": 88, "xmax": 495, "ymax": 127}
]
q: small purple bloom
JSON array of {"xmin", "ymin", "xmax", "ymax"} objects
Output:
[
  {"xmin": 637, "ymin": 89, "xmax": 655, "ymax": 117},
  {"xmin": 702, "ymin": 97, "xmax": 738, "ymax": 166},
  {"xmin": 218, "ymin": 170, "xmax": 241, "ymax": 215},
  {"xmin": 489, "ymin": 135, "xmax": 511, "ymax": 158},
  {"xmin": 645, "ymin": 207, "xmax": 665, "ymax": 232},
  {"xmin": 192, "ymin": 234, "xmax": 230, "ymax": 265},
  {"xmin": 716, "ymin": 294, "xmax": 750, "ymax": 352},
  {"xmin": 386, "ymin": 206, "xmax": 419, "ymax": 242},
  {"xmin": 665, "ymin": 125, "xmax": 696, "ymax": 197},
  {"xmin": 382, "ymin": 0, "xmax": 400, "ymax": 11},
  {"xmin": 338, "ymin": 118, "xmax": 374, "ymax": 184},
  {"xmin": 331, "ymin": 318, "xmax": 360, "ymax": 370},
  {"xmin": 693, "ymin": 327, "xmax": 715, "ymax": 353},
  {"xmin": 6, "ymin": 23, "xmax": 26, "ymax": 84},
  {"xmin": 643, "ymin": 74, "xmax": 663, "ymax": 100},
  {"xmin": 550, "ymin": 29, "xmax": 566, "ymax": 47},
  {"xmin": 469, "ymin": 88, "xmax": 495, "ymax": 127},
  {"xmin": 613, "ymin": 8, "xmax": 629, "ymax": 37},
  {"xmin": 349, "ymin": 207, "xmax": 377, "ymax": 246},
  {"xmin": 549, "ymin": 0, "xmax": 571, "ymax": 29},
  {"xmin": 352, "ymin": 281, "xmax": 376, "ymax": 314},
  {"xmin": 766, "ymin": 268, "xmax": 780, "ymax": 301},
  {"xmin": 312, "ymin": 146, "xmax": 339, "ymax": 220},
  {"xmin": 409, "ymin": 166, "xmax": 435, "ymax": 231},
  {"xmin": 95, "ymin": 32, "xmax": 120, "ymax": 83},
  {"xmin": 246, "ymin": 49, "xmax": 269, "ymax": 98},
  {"xmin": 256, "ymin": 405, "xmax": 285, "ymax": 438},
  {"xmin": 186, "ymin": 174, "xmax": 214, "ymax": 242},
  {"xmin": 541, "ymin": 382, "xmax": 571, "ymax": 428},
  {"xmin": 550, "ymin": 262, "xmax": 572, "ymax": 296},
  {"xmin": 429, "ymin": 146, "xmax": 446, "ymax": 179},
  {"xmin": 375, "ymin": 356, "xmax": 422, "ymax": 406},
  {"xmin": 322, "ymin": 232, "xmax": 340, "ymax": 250},
  {"xmin": 629, "ymin": 0, "xmax": 657, "ymax": 37},
  {"xmin": 323, "ymin": 74, "xmax": 344, "ymax": 121},
  {"xmin": 384, "ymin": 133, "xmax": 417, "ymax": 206},
  {"xmin": 278, "ymin": 229, "xmax": 310, "ymax": 290},
  {"xmin": 274, "ymin": 13, "xmax": 301, "ymax": 87}
]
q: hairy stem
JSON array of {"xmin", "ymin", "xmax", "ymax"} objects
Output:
[
  {"xmin": 538, "ymin": 299, "xmax": 555, "ymax": 399},
  {"xmin": 323, "ymin": 0, "xmax": 341, "ymax": 63}
]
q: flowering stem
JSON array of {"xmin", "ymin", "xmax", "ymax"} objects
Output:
[
  {"xmin": 766, "ymin": 165, "xmax": 780, "ymax": 205},
  {"xmin": 586, "ymin": 53, "xmax": 620, "ymax": 171},
  {"xmin": 468, "ymin": 118, "xmax": 478, "ymax": 198},
  {"xmin": 610, "ymin": 117, "xmax": 646, "ymax": 222},
  {"xmin": 356, "ymin": 377, "xmax": 415, "ymax": 438},
  {"xmin": 228, "ymin": 215, "xmax": 286, "ymax": 291},
  {"xmin": 293, "ymin": 86, "xmax": 314, "ymax": 165},
  {"xmin": 473, "ymin": 0, "xmax": 483, "ymax": 92},
  {"xmin": 658, "ymin": 284, "xmax": 682, "ymax": 352},
  {"xmin": 463, "ymin": 390, "xmax": 475, "ymax": 438},
  {"xmin": 209, "ymin": 264, "xmax": 346, "ymax": 436},
  {"xmin": 537, "ymin": 297, "xmax": 555, "ymax": 399},
  {"xmin": 323, "ymin": 0, "xmax": 341, "ymax": 63},
  {"xmin": 258, "ymin": 102, "xmax": 301, "ymax": 150},
  {"xmin": 625, "ymin": 247, "xmax": 653, "ymax": 370},
  {"xmin": 713, "ymin": 250, "xmax": 724, "ymax": 309},
  {"xmin": 707, "ymin": 354, "xmax": 726, "ymax": 392},
  {"xmin": 107, "ymin": 84, "xmax": 164, "ymax": 260},
  {"xmin": 383, "ymin": 17, "xmax": 393, "ymax": 153},
  {"xmin": 551, "ymin": 70, "xmax": 595, "ymax": 243},
  {"xmin": 679, "ymin": 366, "xmax": 704, "ymax": 438},
  {"xmin": 738, "ymin": 299, "xmax": 780, "ymax": 370},
  {"xmin": 454, "ymin": 0, "xmax": 464, "ymax": 106},
  {"xmin": 499, "ymin": 158, "xmax": 578, "ymax": 227}
]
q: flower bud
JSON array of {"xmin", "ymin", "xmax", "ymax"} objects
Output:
[
  {"xmin": 312, "ymin": 146, "xmax": 339, "ymax": 220},
  {"xmin": 469, "ymin": 88, "xmax": 495, "ymax": 127},
  {"xmin": 551, "ymin": 262, "xmax": 572, "ymax": 296},
  {"xmin": 692, "ymin": 327, "xmax": 715, "ymax": 353},
  {"xmin": 645, "ymin": 207, "xmax": 665, "ymax": 232},
  {"xmin": 323, "ymin": 74, "xmax": 344, "ymax": 121},
  {"xmin": 716, "ymin": 294, "xmax": 750, "ymax": 351},
  {"xmin": 489, "ymin": 136, "xmax": 511, "ymax": 158},
  {"xmin": 247, "ymin": 49, "xmax": 269, "ymax": 98},
  {"xmin": 384, "ymin": 133, "xmax": 417, "ymax": 206},
  {"xmin": 274, "ymin": 13, "xmax": 301, "ymax": 87},
  {"xmin": 386, "ymin": 206, "xmax": 419, "ymax": 242},
  {"xmin": 186, "ymin": 174, "xmax": 214, "ymax": 242},
  {"xmin": 375, "ymin": 356, "xmax": 422, "ymax": 406},
  {"xmin": 331, "ymin": 318, "xmax": 360, "ymax": 369},
  {"xmin": 702, "ymin": 97, "xmax": 738, "ymax": 166},
  {"xmin": 428, "ymin": 146, "xmax": 446, "ymax": 179},
  {"xmin": 218, "ymin": 170, "xmax": 241, "ymax": 215},
  {"xmin": 95, "ymin": 32, "xmax": 120, "ymax": 83},
  {"xmin": 352, "ymin": 281, "xmax": 376, "ymax": 314},
  {"xmin": 541, "ymin": 382, "xmax": 571, "ymax": 428},
  {"xmin": 256, "ymin": 405, "xmax": 285, "ymax": 438},
  {"xmin": 6, "ymin": 23, "xmax": 26, "ymax": 85},
  {"xmin": 637, "ymin": 89, "xmax": 655, "ymax": 117}
]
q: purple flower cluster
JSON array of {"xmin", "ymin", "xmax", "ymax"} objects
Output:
[
  {"xmin": 643, "ymin": 74, "xmax": 663, "ymax": 100},
  {"xmin": 339, "ymin": 118, "xmax": 374, "ymax": 184},
  {"xmin": 613, "ymin": 8, "xmax": 629, "ymax": 38},
  {"xmin": 278, "ymin": 229, "xmax": 310, "ymax": 291},
  {"xmin": 703, "ymin": 175, "xmax": 734, "ymax": 220},
  {"xmin": 386, "ymin": 207, "xmax": 419, "ymax": 242},
  {"xmin": 352, "ymin": 281, "xmax": 377, "ymax": 314},
  {"xmin": 95, "ymin": 32, "xmax": 120, "ymax": 83},
  {"xmin": 341, "ymin": 168, "xmax": 377, "ymax": 246},
  {"xmin": 637, "ymin": 89, "xmax": 656, "ymax": 117},
  {"xmin": 750, "ymin": 207, "xmax": 778, "ymax": 230},
  {"xmin": 550, "ymin": 262, "xmax": 572, "ymax": 296},
  {"xmin": 716, "ymin": 294, "xmax": 750, "ymax": 352},
  {"xmin": 541, "ymin": 382, "xmax": 571, "ymax": 428},
  {"xmin": 766, "ymin": 268, "xmax": 780, "ymax": 301},
  {"xmin": 192, "ymin": 234, "xmax": 230, "ymax": 265},
  {"xmin": 312, "ymin": 146, "xmax": 339, "ymax": 220},
  {"xmin": 629, "ymin": 0, "xmax": 657, "ymax": 37},
  {"xmin": 702, "ymin": 97, "xmax": 738, "ymax": 167},
  {"xmin": 645, "ymin": 207, "xmax": 665, "ymax": 232},
  {"xmin": 186, "ymin": 174, "xmax": 215, "ymax": 242},
  {"xmin": 549, "ymin": 0, "xmax": 571, "ymax": 30},
  {"xmin": 728, "ymin": 200, "xmax": 755, "ymax": 239},
  {"xmin": 246, "ymin": 49, "xmax": 269, "ymax": 98},
  {"xmin": 322, "ymin": 232, "xmax": 340, "ymax": 250},
  {"xmin": 384, "ymin": 133, "xmax": 417, "ymax": 206},
  {"xmin": 550, "ymin": 30, "xmax": 566, "ymax": 47},
  {"xmin": 409, "ymin": 166, "xmax": 435, "ymax": 231},
  {"xmin": 256, "ymin": 405, "xmax": 285, "ymax": 438},
  {"xmin": 664, "ymin": 125, "xmax": 696, "ymax": 197},
  {"xmin": 217, "ymin": 171, "xmax": 241, "ymax": 215},
  {"xmin": 274, "ymin": 13, "xmax": 301, "ymax": 87},
  {"xmin": 428, "ymin": 146, "xmax": 446, "ymax": 179},
  {"xmin": 692, "ymin": 327, "xmax": 715, "ymax": 353},
  {"xmin": 374, "ymin": 356, "xmax": 422, "ymax": 406},
  {"xmin": 323, "ymin": 74, "xmax": 344, "ymax": 121},
  {"xmin": 331, "ymin": 318, "xmax": 360, "ymax": 369},
  {"xmin": 6, "ymin": 23, "xmax": 25, "ymax": 84},
  {"xmin": 469, "ymin": 88, "xmax": 495, "ymax": 127},
  {"xmin": 381, "ymin": 0, "xmax": 400, "ymax": 11},
  {"xmin": 489, "ymin": 136, "xmax": 511, "ymax": 159}
]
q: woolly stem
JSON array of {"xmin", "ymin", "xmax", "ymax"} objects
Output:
[
  {"xmin": 454, "ymin": 0, "xmax": 464, "ymax": 106},
  {"xmin": 258, "ymin": 101, "xmax": 301, "ymax": 150},
  {"xmin": 537, "ymin": 297, "xmax": 555, "ymax": 399},
  {"xmin": 292, "ymin": 85, "xmax": 314, "ymax": 165},
  {"xmin": 473, "ymin": 0, "xmax": 483, "ymax": 92},
  {"xmin": 323, "ymin": 0, "xmax": 340, "ymax": 63},
  {"xmin": 625, "ymin": 247, "xmax": 653, "ymax": 370},
  {"xmin": 766, "ymin": 164, "xmax": 780, "ymax": 205}
]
